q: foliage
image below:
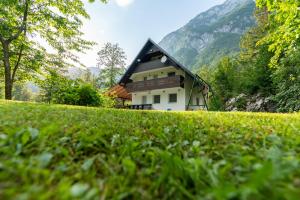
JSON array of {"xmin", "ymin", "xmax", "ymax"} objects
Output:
[
  {"xmin": 0, "ymin": 81, "xmax": 3, "ymax": 99},
  {"xmin": 12, "ymin": 83, "xmax": 32, "ymax": 101},
  {"xmin": 273, "ymin": 48, "xmax": 300, "ymax": 112},
  {"xmin": 203, "ymin": 7, "xmax": 297, "ymax": 112},
  {"xmin": 97, "ymin": 43, "xmax": 127, "ymax": 88},
  {"xmin": 100, "ymin": 91, "xmax": 116, "ymax": 108},
  {"xmin": 77, "ymin": 84, "xmax": 102, "ymax": 107},
  {"xmin": 38, "ymin": 71, "xmax": 103, "ymax": 107},
  {"xmin": 208, "ymin": 94, "xmax": 225, "ymax": 111},
  {"xmin": 80, "ymin": 69, "xmax": 98, "ymax": 88},
  {"xmin": 0, "ymin": 101, "xmax": 299, "ymax": 199},
  {"xmin": 234, "ymin": 95, "xmax": 248, "ymax": 110},
  {"xmin": 238, "ymin": 8, "xmax": 275, "ymax": 96},
  {"xmin": 207, "ymin": 57, "xmax": 238, "ymax": 110},
  {"xmin": 256, "ymin": 0, "xmax": 300, "ymax": 66},
  {"xmin": 0, "ymin": 0, "xmax": 107, "ymax": 99}
]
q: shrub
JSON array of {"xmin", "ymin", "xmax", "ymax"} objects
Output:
[
  {"xmin": 39, "ymin": 72, "xmax": 103, "ymax": 107},
  {"xmin": 235, "ymin": 95, "xmax": 247, "ymax": 110},
  {"xmin": 77, "ymin": 84, "xmax": 101, "ymax": 106},
  {"xmin": 99, "ymin": 92, "xmax": 116, "ymax": 108}
]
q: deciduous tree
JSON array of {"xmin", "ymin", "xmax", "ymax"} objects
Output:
[
  {"xmin": 0, "ymin": 0, "xmax": 107, "ymax": 99},
  {"xmin": 96, "ymin": 43, "xmax": 127, "ymax": 88},
  {"xmin": 256, "ymin": 0, "xmax": 300, "ymax": 66}
]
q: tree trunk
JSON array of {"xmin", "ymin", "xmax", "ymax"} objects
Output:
[{"xmin": 2, "ymin": 42, "xmax": 13, "ymax": 100}]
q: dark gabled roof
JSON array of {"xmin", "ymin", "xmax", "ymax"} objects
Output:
[{"xmin": 119, "ymin": 38, "xmax": 210, "ymax": 88}]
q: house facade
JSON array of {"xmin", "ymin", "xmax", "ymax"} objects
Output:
[{"xmin": 119, "ymin": 39, "xmax": 210, "ymax": 111}]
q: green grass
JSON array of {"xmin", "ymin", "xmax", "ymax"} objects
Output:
[{"xmin": 0, "ymin": 101, "xmax": 300, "ymax": 200}]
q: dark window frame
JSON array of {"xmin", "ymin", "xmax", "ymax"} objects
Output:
[
  {"xmin": 169, "ymin": 93, "xmax": 177, "ymax": 103},
  {"xmin": 153, "ymin": 95, "xmax": 161, "ymax": 104}
]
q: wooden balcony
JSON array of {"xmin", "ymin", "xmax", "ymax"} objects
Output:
[{"xmin": 126, "ymin": 75, "xmax": 184, "ymax": 93}]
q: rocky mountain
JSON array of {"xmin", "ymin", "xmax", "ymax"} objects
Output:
[{"xmin": 159, "ymin": 0, "xmax": 256, "ymax": 71}]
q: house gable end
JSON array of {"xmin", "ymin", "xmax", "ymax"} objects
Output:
[{"xmin": 119, "ymin": 38, "xmax": 210, "ymax": 91}]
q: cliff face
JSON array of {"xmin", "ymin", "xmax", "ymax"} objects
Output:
[{"xmin": 159, "ymin": 0, "xmax": 256, "ymax": 71}]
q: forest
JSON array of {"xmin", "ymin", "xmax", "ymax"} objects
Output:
[{"xmin": 199, "ymin": 1, "xmax": 300, "ymax": 112}]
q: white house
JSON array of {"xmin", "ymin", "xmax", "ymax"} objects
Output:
[{"xmin": 119, "ymin": 39, "xmax": 210, "ymax": 111}]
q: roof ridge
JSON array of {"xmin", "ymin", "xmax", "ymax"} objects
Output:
[{"xmin": 119, "ymin": 38, "xmax": 208, "ymax": 88}]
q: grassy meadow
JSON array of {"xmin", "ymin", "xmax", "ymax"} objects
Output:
[{"xmin": 0, "ymin": 100, "xmax": 300, "ymax": 199}]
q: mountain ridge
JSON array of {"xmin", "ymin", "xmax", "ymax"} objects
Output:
[{"xmin": 159, "ymin": 0, "xmax": 256, "ymax": 71}]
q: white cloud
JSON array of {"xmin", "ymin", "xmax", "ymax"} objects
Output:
[{"xmin": 115, "ymin": 0, "xmax": 134, "ymax": 7}]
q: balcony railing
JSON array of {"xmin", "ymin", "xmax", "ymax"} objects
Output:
[{"xmin": 126, "ymin": 75, "xmax": 184, "ymax": 93}]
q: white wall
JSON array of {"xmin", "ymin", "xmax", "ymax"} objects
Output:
[
  {"xmin": 129, "ymin": 67, "xmax": 206, "ymax": 111},
  {"xmin": 132, "ymin": 87, "xmax": 186, "ymax": 111}
]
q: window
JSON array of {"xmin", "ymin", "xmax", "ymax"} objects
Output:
[
  {"xmin": 153, "ymin": 95, "xmax": 161, "ymax": 104},
  {"xmin": 196, "ymin": 98, "xmax": 200, "ymax": 106},
  {"xmin": 142, "ymin": 96, "xmax": 147, "ymax": 104},
  {"xmin": 143, "ymin": 77, "xmax": 148, "ymax": 81},
  {"xmin": 168, "ymin": 72, "xmax": 176, "ymax": 77},
  {"xmin": 169, "ymin": 93, "xmax": 177, "ymax": 103}
]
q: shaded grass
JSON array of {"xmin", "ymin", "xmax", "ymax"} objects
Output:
[{"xmin": 0, "ymin": 100, "xmax": 300, "ymax": 200}]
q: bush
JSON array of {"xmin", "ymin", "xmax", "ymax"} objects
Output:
[
  {"xmin": 56, "ymin": 83, "xmax": 102, "ymax": 107},
  {"xmin": 99, "ymin": 92, "xmax": 116, "ymax": 108},
  {"xmin": 235, "ymin": 95, "xmax": 247, "ymax": 110},
  {"xmin": 77, "ymin": 84, "xmax": 102, "ymax": 106},
  {"xmin": 208, "ymin": 94, "xmax": 225, "ymax": 111},
  {"xmin": 39, "ymin": 71, "xmax": 103, "ymax": 107}
]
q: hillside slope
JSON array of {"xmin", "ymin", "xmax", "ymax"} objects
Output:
[
  {"xmin": 0, "ymin": 101, "xmax": 300, "ymax": 199},
  {"xmin": 160, "ymin": 0, "xmax": 255, "ymax": 71}
]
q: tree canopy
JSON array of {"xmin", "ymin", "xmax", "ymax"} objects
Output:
[
  {"xmin": 0, "ymin": 0, "xmax": 107, "ymax": 99},
  {"xmin": 97, "ymin": 43, "xmax": 127, "ymax": 88},
  {"xmin": 256, "ymin": 0, "xmax": 300, "ymax": 66},
  {"xmin": 201, "ymin": 2, "xmax": 300, "ymax": 112}
]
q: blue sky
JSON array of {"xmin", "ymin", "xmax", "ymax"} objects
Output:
[{"xmin": 81, "ymin": 0, "xmax": 226, "ymax": 68}]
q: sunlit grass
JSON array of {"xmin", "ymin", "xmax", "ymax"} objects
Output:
[{"xmin": 0, "ymin": 100, "xmax": 299, "ymax": 199}]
